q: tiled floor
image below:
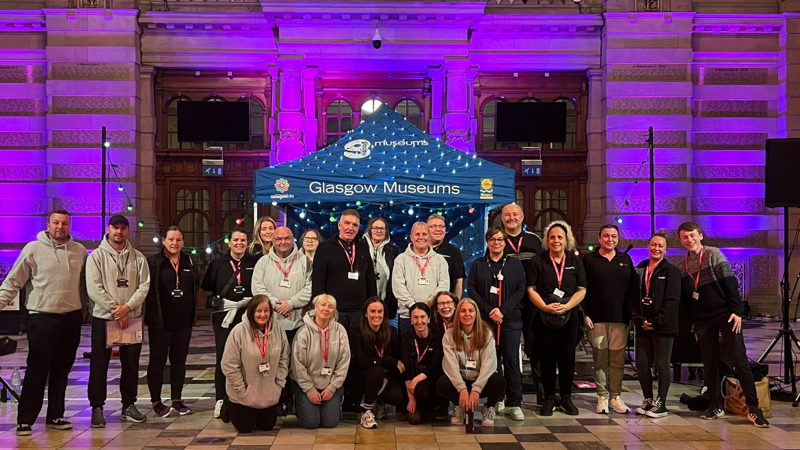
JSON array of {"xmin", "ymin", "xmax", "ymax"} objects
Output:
[{"xmin": 1, "ymin": 318, "xmax": 800, "ymax": 450}]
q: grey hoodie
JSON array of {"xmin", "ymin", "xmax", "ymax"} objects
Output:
[
  {"xmin": 86, "ymin": 237, "xmax": 150, "ymax": 320},
  {"xmin": 291, "ymin": 310, "xmax": 350, "ymax": 396},
  {"xmin": 0, "ymin": 231, "xmax": 87, "ymax": 314},
  {"xmin": 392, "ymin": 244, "xmax": 449, "ymax": 318},
  {"xmin": 252, "ymin": 244, "xmax": 312, "ymax": 331},
  {"xmin": 222, "ymin": 312, "xmax": 290, "ymax": 409},
  {"xmin": 441, "ymin": 327, "xmax": 497, "ymax": 394}
]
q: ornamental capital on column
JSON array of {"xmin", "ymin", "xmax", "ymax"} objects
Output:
[
  {"xmin": 586, "ymin": 67, "xmax": 603, "ymax": 80},
  {"xmin": 301, "ymin": 67, "xmax": 318, "ymax": 81},
  {"xmin": 444, "ymin": 58, "xmax": 471, "ymax": 72},
  {"xmin": 275, "ymin": 56, "xmax": 305, "ymax": 71}
]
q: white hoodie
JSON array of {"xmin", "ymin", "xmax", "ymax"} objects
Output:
[
  {"xmin": 86, "ymin": 237, "xmax": 150, "ymax": 320},
  {"xmin": 392, "ymin": 244, "xmax": 449, "ymax": 318},
  {"xmin": 252, "ymin": 243, "xmax": 312, "ymax": 331}
]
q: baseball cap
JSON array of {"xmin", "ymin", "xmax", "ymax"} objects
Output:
[{"xmin": 108, "ymin": 215, "xmax": 129, "ymax": 227}]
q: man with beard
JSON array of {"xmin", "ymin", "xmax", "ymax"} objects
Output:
[
  {"xmin": 427, "ymin": 214, "xmax": 465, "ymax": 298},
  {"xmin": 86, "ymin": 215, "xmax": 151, "ymax": 427}
]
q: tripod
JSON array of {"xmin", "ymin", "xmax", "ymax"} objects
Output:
[{"xmin": 757, "ymin": 207, "xmax": 800, "ymax": 406}]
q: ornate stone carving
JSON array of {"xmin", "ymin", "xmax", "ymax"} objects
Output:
[
  {"xmin": 69, "ymin": 0, "xmax": 110, "ymax": 7},
  {"xmin": 0, "ymin": 165, "xmax": 45, "ymax": 182},
  {"xmin": 694, "ymin": 68, "xmax": 770, "ymax": 86},
  {"xmin": 51, "ymin": 164, "xmax": 136, "ymax": 181},
  {"xmin": 51, "ymin": 96, "xmax": 133, "ymax": 115},
  {"xmin": 636, "ymin": 0, "xmax": 661, "ymax": 11},
  {"xmin": 693, "ymin": 165, "xmax": 764, "ymax": 181},
  {"xmin": 0, "ymin": 99, "xmax": 45, "ymax": 117},
  {"xmin": 612, "ymin": 64, "xmax": 688, "ymax": 82},
  {"xmin": 51, "ymin": 130, "xmax": 134, "ymax": 148},
  {"xmin": 748, "ymin": 255, "xmax": 777, "ymax": 297},
  {"xmin": 0, "ymin": 132, "xmax": 45, "ymax": 149},
  {"xmin": 613, "ymin": 197, "xmax": 686, "ymax": 213},
  {"xmin": 609, "ymin": 130, "xmax": 687, "ymax": 148},
  {"xmin": 0, "ymin": 263, "xmax": 13, "ymax": 285},
  {"xmin": 50, "ymin": 63, "xmax": 131, "ymax": 81},
  {"xmin": 274, "ymin": 130, "xmax": 304, "ymax": 164},
  {"xmin": 445, "ymin": 129, "xmax": 471, "ymax": 153},
  {"xmin": 610, "ymin": 164, "xmax": 685, "ymax": 180},
  {"xmin": 610, "ymin": 98, "xmax": 688, "ymax": 115},
  {"xmin": 729, "ymin": 259, "xmax": 747, "ymax": 301},
  {"xmin": 694, "ymin": 133, "xmax": 767, "ymax": 150},
  {"xmin": 0, "ymin": 65, "xmax": 46, "ymax": 84},
  {"xmin": 693, "ymin": 198, "xmax": 765, "ymax": 214},
  {"xmin": 693, "ymin": 100, "xmax": 770, "ymax": 118},
  {"xmin": 53, "ymin": 197, "xmax": 130, "ymax": 214},
  {"xmin": 0, "ymin": 199, "xmax": 46, "ymax": 216},
  {"xmin": 619, "ymin": 231, "xmax": 770, "ymax": 249}
]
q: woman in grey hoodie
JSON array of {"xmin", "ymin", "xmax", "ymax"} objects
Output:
[
  {"xmin": 221, "ymin": 295, "xmax": 289, "ymax": 433},
  {"xmin": 291, "ymin": 294, "xmax": 351, "ymax": 429}
]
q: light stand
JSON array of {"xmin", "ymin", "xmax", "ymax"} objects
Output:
[
  {"xmin": 647, "ymin": 126, "xmax": 655, "ymax": 236},
  {"xmin": 101, "ymin": 126, "xmax": 108, "ymax": 240}
]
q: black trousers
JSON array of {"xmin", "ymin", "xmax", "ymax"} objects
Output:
[
  {"xmin": 695, "ymin": 315, "xmax": 759, "ymax": 409},
  {"xmin": 212, "ymin": 310, "xmax": 245, "ymax": 401},
  {"xmin": 436, "ymin": 372, "xmax": 506, "ymax": 407},
  {"xmin": 88, "ymin": 317, "xmax": 142, "ymax": 408},
  {"xmin": 362, "ymin": 366, "xmax": 404, "ymax": 406},
  {"xmin": 147, "ymin": 325, "xmax": 192, "ymax": 403},
  {"xmin": 17, "ymin": 310, "xmax": 82, "ymax": 425},
  {"xmin": 522, "ymin": 305, "xmax": 544, "ymax": 400},
  {"xmin": 411, "ymin": 378, "xmax": 439, "ymax": 407},
  {"xmin": 635, "ymin": 332, "xmax": 674, "ymax": 401},
  {"xmin": 227, "ymin": 400, "xmax": 278, "ymax": 433},
  {"xmin": 279, "ymin": 328, "xmax": 298, "ymax": 408},
  {"xmin": 338, "ymin": 310, "xmax": 362, "ymax": 408},
  {"xmin": 495, "ymin": 321, "xmax": 523, "ymax": 407},
  {"xmin": 534, "ymin": 311, "xmax": 579, "ymax": 399}
]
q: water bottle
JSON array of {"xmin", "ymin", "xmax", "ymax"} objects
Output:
[
  {"xmin": 465, "ymin": 408, "xmax": 474, "ymax": 434},
  {"xmin": 10, "ymin": 368, "xmax": 21, "ymax": 402}
]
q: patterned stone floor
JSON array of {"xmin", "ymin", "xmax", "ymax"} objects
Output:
[{"xmin": 0, "ymin": 317, "xmax": 799, "ymax": 450}]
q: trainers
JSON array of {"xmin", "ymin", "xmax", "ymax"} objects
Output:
[
  {"xmin": 508, "ymin": 406, "xmax": 525, "ymax": 421},
  {"xmin": 560, "ymin": 397, "xmax": 579, "ymax": 416},
  {"xmin": 748, "ymin": 408, "xmax": 770, "ymax": 428},
  {"xmin": 45, "ymin": 418, "xmax": 72, "ymax": 430},
  {"xmin": 171, "ymin": 400, "xmax": 192, "ymax": 416},
  {"xmin": 597, "ymin": 395, "xmax": 609, "ymax": 414},
  {"xmin": 635, "ymin": 398, "xmax": 653, "ymax": 415},
  {"xmin": 495, "ymin": 400, "xmax": 505, "ymax": 414},
  {"xmin": 481, "ymin": 405, "xmax": 496, "ymax": 426},
  {"xmin": 646, "ymin": 398, "xmax": 668, "ymax": 418},
  {"xmin": 152, "ymin": 401, "xmax": 174, "ymax": 418},
  {"xmin": 610, "ymin": 397, "xmax": 630, "ymax": 414},
  {"xmin": 16, "ymin": 424, "xmax": 31, "ymax": 436},
  {"xmin": 91, "ymin": 407, "xmax": 106, "ymax": 428},
  {"xmin": 375, "ymin": 402, "xmax": 387, "ymax": 420},
  {"xmin": 361, "ymin": 409, "xmax": 378, "ymax": 429},
  {"xmin": 701, "ymin": 406, "xmax": 724, "ymax": 420},
  {"xmin": 451, "ymin": 406, "xmax": 465, "ymax": 425},
  {"xmin": 213, "ymin": 399, "xmax": 224, "ymax": 419},
  {"xmin": 540, "ymin": 397, "xmax": 557, "ymax": 416},
  {"xmin": 122, "ymin": 404, "xmax": 147, "ymax": 423}
]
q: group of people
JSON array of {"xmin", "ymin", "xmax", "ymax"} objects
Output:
[{"xmin": 0, "ymin": 202, "xmax": 771, "ymax": 437}]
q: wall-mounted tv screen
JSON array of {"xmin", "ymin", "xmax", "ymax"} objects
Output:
[
  {"xmin": 495, "ymin": 102, "xmax": 567, "ymax": 144},
  {"xmin": 177, "ymin": 101, "xmax": 250, "ymax": 143}
]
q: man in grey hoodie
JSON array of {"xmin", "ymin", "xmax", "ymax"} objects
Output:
[
  {"xmin": 0, "ymin": 210, "xmax": 87, "ymax": 436},
  {"xmin": 86, "ymin": 215, "xmax": 150, "ymax": 427},
  {"xmin": 392, "ymin": 222, "xmax": 449, "ymax": 335}
]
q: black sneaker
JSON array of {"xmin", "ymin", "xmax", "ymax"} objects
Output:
[
  {"xmin": 646, "ymin": 398, "xmax": 668, "ymax": 418},
  {"xmin": 45, "ymin": 418, "xmax": 73, "ymax": 430},
  {"xmin": 540, "ymin": 397, "xmax": 557, "ymax": 416},
  {"xmin": 16, "ymin": 424, "xmax": 32, "ymax": 436},
  {"xmin": 635, "ymin": 398, "xmax": 653, "ymax": 415},
  {"xmin": 220, "ymin": 400, "xmax": 230, "ymax": 424},
  {"xmin": 748, "ymin": 408, "xmax": 770, "ymax": 428},
  {"xmin": 122, "ymin": 404, "xmax": 147, "ymax": 423},
  {"xmin": 91, "ymin": 407, "xmax": 106, "ymax": 428},
  {"xmin": 560, "ymin": 397, "xmax": 579, "ymax": 416},
  {"xmin": 701, "ymin": 407, "xmax": 724, "ymax": 420}
]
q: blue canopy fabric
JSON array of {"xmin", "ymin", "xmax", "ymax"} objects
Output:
[{"xmin": 253, "ymin": 103, "xmax": 515, "ymax": 206}]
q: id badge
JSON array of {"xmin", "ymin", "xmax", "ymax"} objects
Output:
[
  {"xmin": 348, "ymin": 271, "xmax": 359, "ymax": 280},
  {"xmin": 465, "ymin": 360, "xmax": 477, "ymax": 370},
  {"xmin": 553, "ymin": 288, "xmax": 565, "ymax": 299},
  {"xmin": 258, "ymin": 363, "xmax": 270, "ymax": 373},
  {"xmin": 116, "ymin": 279, "xmax": 129, "ymax": 288},
  {"xmin": 692, "ymin": 290, "xmax": 700, "ymax": 300},
  {"xmin": 321, "ymin": 367, "xmax": 333, "ymax": 376},
  {"xmin": 279, "ymin": 279, "xmax": 291, "ymax": 289},
  {"xmin": 418, "ymin": 277, "xmax": 429, "ymax": 286},
  {"xmin": 641, "ymin": 296, "xmax": 653, "ymax": 306},
  {"xmin": 171, "ymin": 289, "xmax": 183, "ymax": 298},
  {"xmin": 490, "ymin": 286, "xmax": 499, "ymax": 295},
  {"xmin": 233, "ymin": 285, "xmax": 245, "ymax": 294}
]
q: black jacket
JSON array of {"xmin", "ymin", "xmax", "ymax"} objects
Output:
[
  {"xmin": 201, "ymin": 252, "xmax": 258, "ymax": 301},
  {"xmin": 145, "ymin": 250, "xmax": 201, "ymax": 329},
  {"xmin": 632, "ymin": 259, "xmax": 681, "ymax": 335},
  {"xmin": 351, "ymin": 325, "xmax": 401, "ymax": 372},
  {"xmin": 312, "ymin": 236, "xmax": 377, "ymax": 313},
  {"xmin": 468, "ymin": 254, "xmax": 526, "ymax": 325},
  {"xmin": 357, "ymin": 239, "xmax": 400, "ymax": 319},
  {"xmin": 399, "ymin": 327, "xmax": 444, "ymax": 381},
  {"xmin": 582, "ymin": 249, "xmax": 639, "ymax": 324}
]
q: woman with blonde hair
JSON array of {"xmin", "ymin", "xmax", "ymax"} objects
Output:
[
  {"xmin": 249, "ymin": 216, "xmax": 277, "ymax": 259},
  {"xmin": 437, "ymin": 298, "xmax": 505, "ymax": 428}
]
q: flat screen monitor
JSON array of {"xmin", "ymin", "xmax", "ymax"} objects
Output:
[
  {"xmin": 177, "ymin": 101, "xmax": 250, "ymax": 143},
  {"xmin": 495, "ymin": 101, "xmax": 567, "ymax": 144}
]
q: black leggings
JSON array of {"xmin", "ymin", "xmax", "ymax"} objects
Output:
[
  {"xmin": 363, "ymin": 366, "xmax": 404, "ymax": 407},
  {"xmin": 534, "ymin": 311, "xmax": 579, "ymax": 398},
  {"xmin": 635, "ymin": 332, "xmax": 674, "ymax": 401},
  {"xmin": 226, "ymin": 400, "xmax": 278, "ymax": 433},
  {"xmin": 212, "ymin": 310, "xmax": 245, "ymax": 401},
  {"xmin": 147, "ymin": 325, "xmax": 192, "ymax": 403},
  {"xmin": 436, "ymin": 372, "xmax": 506, "ymax": 407}
]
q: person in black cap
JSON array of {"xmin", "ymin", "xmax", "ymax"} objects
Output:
[{"xmin": 86, "ymin": 215, "xmax": 151, "ymax": 427}]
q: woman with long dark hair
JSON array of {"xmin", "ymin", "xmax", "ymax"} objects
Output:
[
  {"xmin": 432, "ymin": 291, "xmax": 457, "ymax": 335},
  {"xmin": 399, "ymin": 302, "xmax": 443, "ymax": 424},
  {"xmin": 300, "ymin": 228, "xmax": 322, "ymax": 261}
]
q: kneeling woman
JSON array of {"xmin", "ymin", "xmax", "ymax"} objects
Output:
[
  {"xmin": 221, "ymin": 295, "xmax": 289, "ymax": 433},
  {"xmin": 437, "ymin": 298, "xmax": 506, "ymax": 427},
  {"xmin": 400, "ymin": 303, "xmax": 444, "ymax": 424},
  {"xmin": 291, "ymin": 294, "xmax": 350, "ymax": 429},
  {"xmin": 352, "ymin": 297, "xmax": 405, "ymax": 429}
]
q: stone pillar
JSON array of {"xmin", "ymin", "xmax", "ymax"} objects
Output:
[
  {"xmin": 137, "ymin": 65, "xmax": 161, "ymax": 254},
  {"xmin": 271, "ymin": 58, "xmax": 305, "ymax": 164},
  {"xmin": 443, "ymin": 60, "xmax": 478, "ymax": 154},
  {"xmin": 584, "ymin": 68, "xmax": 605, "ymax": 242},
  {"xmin": 301, "ymin": 67, "xmax": 318, "ymax": 154},
  {"xmin": 428, "ymin": 67, "xmax": 443, "ymax": 140}
]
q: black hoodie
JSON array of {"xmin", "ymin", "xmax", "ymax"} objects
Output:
[{"xmin": 631, "ymin": 258, "xmax": 681, "ymax": 335}]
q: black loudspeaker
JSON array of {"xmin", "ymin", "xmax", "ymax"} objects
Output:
[{"xmin": 766, "ymin": 138, "xmax": 800, "ymax": 207}]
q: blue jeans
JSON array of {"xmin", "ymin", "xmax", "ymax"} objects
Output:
[
  {"xmin": 292, "ymin": 381, "xmax": 343, "ymax": 429},
  {"xmin": 398, "ymin": 317, "xmax": 412, "ymax": 336}
]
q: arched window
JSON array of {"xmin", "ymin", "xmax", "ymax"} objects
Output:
[
  {"xmin": 167, "ymin": 97, "xmax": 192, "ymax": 150},
  {"xmin": 395, "ymin": 98, "xmax": 423, "ymax": 130},
  {"xmin": 551, "ymin": 98, "xmax": 577, "ymax": 150},
  {"xmin": 480, "ymin": 98, "xmax": 507, "ymax": 150},
  {"xmin": 325, "ymin": 99, "xmax": 354, "ymax": 145},
  {"xmin": 237, "ymin": 97, "xmax": 267, "ymax": 150},
  {"xmin": 360, "ymin": 99, "xmax": 383, "ymax": 116},
  {"xmin": 532, "ymin": 189, "xmax": 568, "ymax": 238}
]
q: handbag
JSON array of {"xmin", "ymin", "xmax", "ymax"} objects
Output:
[
  {"xmin": 723, "ymin": 376, "xmax": 772, "ymax": 418},
  {"xmin": 542, "ymin": 293, "xmax": 571, "ymax": 329},
  {"xmin": 206, "ymin": 267, "xmax": 241, "ymax": 311}
]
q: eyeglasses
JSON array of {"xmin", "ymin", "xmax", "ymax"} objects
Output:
[
  {"xmin": 303, "ymin": 237, "xmax": 319, "ymax": 242},
  {"xmin": 487, "ymin": 238, "xmax": 505, "ymax": 243},
  {"xmin": 437, "ymin": 300, "xmax": 455, "ymax": 307},
  {"xmin": 371, "ymin": 227, "xmax": 386, "ymax": 232},
  {"xmin": 273, "ymin": 237, "xmax": 293, "ymax": 242},
  {"xmin": 429, "ymin": 225, "xmax": 446, "ymax": 230}
]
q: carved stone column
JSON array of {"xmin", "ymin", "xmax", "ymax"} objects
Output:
[
  {"xmin": 443, "ymin": 60, "xmax": 478, "ymax": 154},
  {"xmin": 137, "ymin": 65, "xmax": 161, "ymax": 254},
  {"xmin": 271, "ymin": 58, "xmax": 305, "ymax": 164},
  {"xmin": 301, "ymin": 67, "xmax": 318, "ymax": 154},
  {"xmin": 428, "ymin": 67, "xmax": 444, "ymax": 140},
  {"xmin": 584, "ymin": 68, "xmax": 605, "ymax": 242}
]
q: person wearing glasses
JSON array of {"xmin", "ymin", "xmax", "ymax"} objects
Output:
[
  {"xmin": 432, "ymin": 291, "xmax": 457, "ymax": 335},
  {"xmin": 359, "ymin": 218, "xmax": 400, "ymax": 319},
  {"xmin": 428, "ymin": 214, "xmax": 465, "ymax": 298},
  {"xmin": 300, "ymin": 229, "xmax": 322, "ymax": 261}
]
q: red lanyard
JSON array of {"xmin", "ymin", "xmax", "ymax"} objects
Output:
[
  {"xmin": 644, "ymin": 264, "xmax": 655, "ymax": 295},
  {"xmin": 338, "ymin": 240, "xmax": 356, "ymax": 272},
  {"xmin": 464, "ymin": 338, "xmax": 474, "ymax": 360},
  {"xmin": 254, "ymin": 328, "xmax": 268, "ymax": 361},
  {"xmin": 551, "ymin": 254, "xmax": 566, "ymax": 288},
  {"xmin": 685, "ymin": 247, "xmax": 705, "ymax": 290},
  {"xmin": 274, "ymin": 254, "xmax": 298, "ymax": 279},
  {"xmin": 375, "ymin": 345, "xmax": 384, "ymax": 358},
  {"xmin": 171, "ymin": 259, "xmax": 181, "ymax": 289},
  {"xmin": 414, "ymin": 257, "xmax": 431, "ymax": 277},
  {"xmin": 229, "ymin": 260, "xmax": 241, "ymax": 285},
  {"xmin": 414, "ymin": 337, "xmax": 430, "ymax": 363},
  {"xmin": 507, "ymin": 236, "xmax": 523, "ymax": 254},
  {"xmin": 318, "ymin": 326, "xmax": 330, "ymax": 364}
]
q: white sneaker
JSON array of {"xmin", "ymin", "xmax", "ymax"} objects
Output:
[
  {"xmin": 213, "ymin": 400, "xmax": 224, "ymax": 419},
  {"xmin": 481, "ymin": 405, "xmax": 496, "ymax": 427},
  {"xmin": 597, "ymin": 395, "xmax": 609, "ymax": 414},
  {"xmin": 451, "ymin": 406, "xmax": 465, "ymax": 425},
  {"xmin": 360, "ymin": 410, "xmax": 378, "ymax": 429},
  {"xmin": 508, "ymin": 406, "xmax": 525, "ymax": 421},
  {"xmin": 495, "ymin": 400, "xmax": 505, "ymax": 413},
  {"xmin": 611, "ymin": 397, "xmax": 630, "ymax": 414}
]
